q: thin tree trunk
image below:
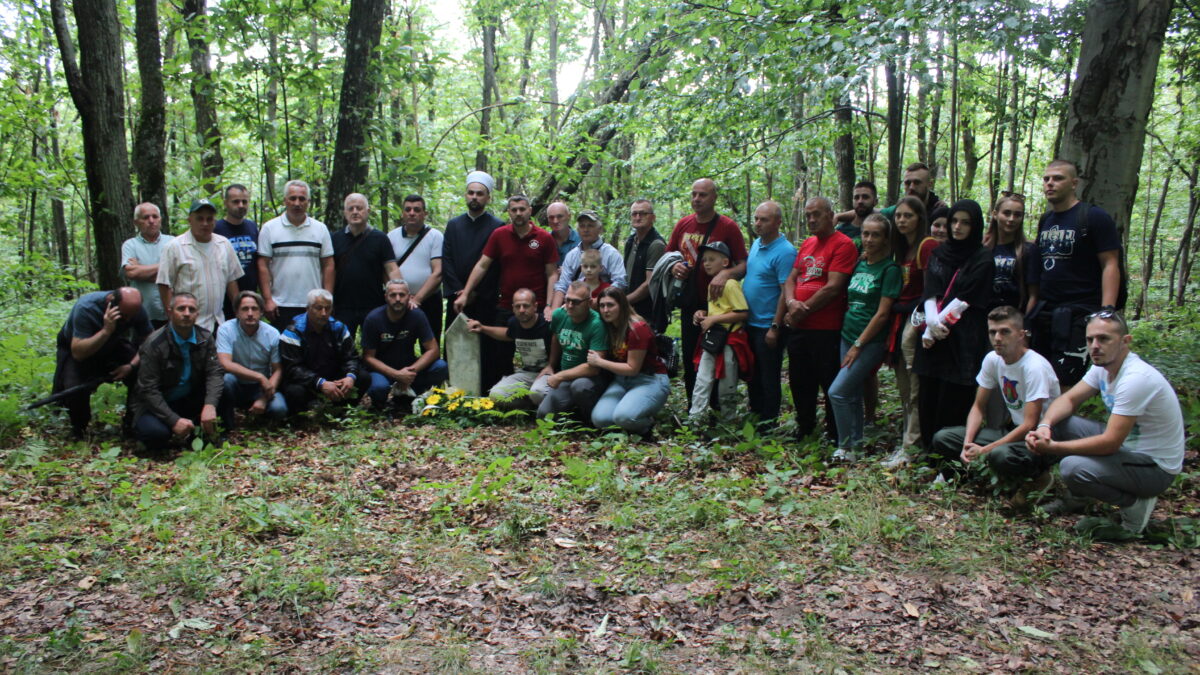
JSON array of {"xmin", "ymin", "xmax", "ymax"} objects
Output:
[
  {"xmin": 927, "ymin": 31, "xmax": 944, "ymax": 181},
  {"xmin": 1052, "ymin": 51, "xmax": 1074, "ymax": 158},
  {"xmin": 133, "ymin": 0, "xmax": 167, "ymax": 215},
  {"xmin": 885, "ymin": 54, "xmax": 903, "ymax": 205},
  {"xmin": 1173, "ymin": 167, "xmax": 1198, "ymax": 305},
  {"xmin": 948, "ymin": 22, "xmax": 959, "ymax": 203},
  {"xmin": 39, "ymin": 24, "xmax": 69, "ymax": 268},
  {"xmin": 476, "ymin": 19, "xmax": 497, "ymax": 172},
  {"xmin": 265, "ymin": 33, "xmax": 280, "ymax": 206},
  {"xmin": 1135, "ymin": 169, "xmax": 1170, "ymax": 318},
  {"xmin": 1006, "ymin": 64, "xmax": 1020, "ymax": 191},
  {"xmin": 961, "ymin": 116, "xmax": 978, "ymax": 196},
  {"xmin": 50, "ymin": 0, "xmax": 134, "ymax": 290},
  {"xmin": 546, "ymin": 0, "xmax": 559, "ymax": 136},
  {"xmin": 833, "ymin": 96, "xmax": 855, "ymax": 210}
]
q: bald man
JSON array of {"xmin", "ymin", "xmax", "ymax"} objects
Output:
[
  {"xmin": 744, "ymin": 201, "xmax": 797, "ymax": 425},
  {"xmin": 331, "ymin": 193, "xmax": 402, "ymax": 339},
  {"xmin": 53, "ymin": 287, "xmax": 154, "ymax": 438}
]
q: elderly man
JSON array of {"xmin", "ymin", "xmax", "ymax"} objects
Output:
[
  {"xmin": 743, "ymin": 200, "xmax": 797, "ymax": 425},
  {"xmin": 279, "ymin": 289, "xmax": 366, "ymax": 413},
  {"xmin": 537, "ymin": 281, "xmax": 609, "ymax": 422},
  {"xmin": 362, "ymin": 280, "xmax": 448, "ymax": 413},
  {"xmin": 622, "ymin": 199, "xmax": 666, "ymax": 321},
  {"xmin": 549, "ymin": 209, "xmax": 626, "ymax": 317},
  {"xmin": 332, "ymin": 192, "xmax": 401, "ymax": 339},
  {"xmin": 784, "ymin": 197, "xmax": 858, "ymax": 441},
  {"xmin": 121, "ymin": 202, "xmax": 174, "ymax": 327},
  {"xmin": 387, "ymin": 194, "xmax": 445, "ymax": 341},
  {"xmin": 157, "ymin": 199, "xmax": 244, "ymax": 332},
  {"xmin": 53, "ymin": 287, "xmax": 153, "ymax": 438},
  {"xmin": 546, "ymin": 201, "xmax": 581, "ymax": 262},
  {"xmin": 258, "ymin": 180, "xmax": 335, "ymax": 327},
  {"xmin": 1026, "ymin": 311, "xmax": 1184, "ymax": 540},
  {"xmin": 131, "ymin": 293, "xmax": 226, "ymax": 452},
  {"xmin": 216, "ymin": 290, "xmax": 287, "ymax": 426},
  {"xmin": 666, "ymin": 178, "xmax": 748, "ymax": 404}
]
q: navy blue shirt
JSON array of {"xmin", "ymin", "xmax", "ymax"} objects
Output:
[
  {"xmin": 214, "ymin": 219, "xmax": 260, "ymax": 292},
  {"xmin": 361, "ymin": 306, "xmax": 434, "ymax": 370},
  {"xmin": 1031, "ymin": 203, "xmax": 1120, "ymax": 306}
]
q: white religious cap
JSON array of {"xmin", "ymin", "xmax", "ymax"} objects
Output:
[{"xmin": 466, "ymin": 171, "xmax": 495, "ymax": 194}]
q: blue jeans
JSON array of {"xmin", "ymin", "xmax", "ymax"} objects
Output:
[
  {"xmin": 366, "ymin": 359, "xmax": 449, "ymax": 409},
  {"xmin": 746, "ymin": 325, "xmax": 785, "ymax": 423},
  {"xmin": 222, "ymin": 373, "xmax": 288, "ymax": 427},
  {"xmin": 828, "ymin": 338, "xmax": 886, "ymax": 450},
  {"xmin": 592, "ymin": 373, "xmax": 670, "ymax": 433}
]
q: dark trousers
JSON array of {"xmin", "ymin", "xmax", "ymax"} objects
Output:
[
  {"xmin": 786, "ymin": 329, "xmax": 840, "ymax": 441},
  {"xmin": 134, "ymin": 390, "xmax": 225, "ymax": 451},
  {"xmin": 53, "ymin": 341, "xmax": 138, "ymax": 436},
  {"xmin": 337, "ymin": 307, "xmax": 374, "ymax": 343},
  {"xmin": 917, "ymin": 375, "xmax": 977, "ymax": 459},
  {"xmin": 282, "ymin": 376, "xmax": 370, "ymax": 413},
  {"xmin": 273, "ymin": 305, "xmax": 306, "ymax": 329},
  {"xmin": 421, "ymin": 293, "xmax": 444, "ymax": 349},
  {"xmin": 1030, "ymin": 304, "xmax": 1092, "ymax": 388},
  {"xmin": 445, "ymin": 298, "xmax": 513, "ymax": 394},
  {"xmin": 746, "ymin": 325, "xmax": 786, "ymax": 423}
]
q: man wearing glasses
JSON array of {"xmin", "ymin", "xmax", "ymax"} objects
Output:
[
  {"xmin": 537, "ymin": 281, "xmax": 609, "ymax": 423},
  {"xmin": 622, "ymin": 199, "xmax": 666, "ymax": 321},
  {"xmin": 1025, "ymin": 310, "xmax": 1184, "ymax": 541}
]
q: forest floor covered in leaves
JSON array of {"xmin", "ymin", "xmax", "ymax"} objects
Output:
[{"xmin": 0, "ymin": 405, "xmax": 1197, "ymax": 673}]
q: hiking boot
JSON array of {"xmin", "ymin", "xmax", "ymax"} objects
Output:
[
  {"xmin": 1008, "ymin": 470, "xmax": 1055, "ymax": 509},
  {"xmin": 1118, "ymin": 496, "xmax": 1158, "ymax": 535},
  {"xmin": 832, "ymin": 448, "xmax": 859, "ymax": 463},
  {"xmin": 881, "ymin": 447, "xmax": 911, "ymax": 469}
]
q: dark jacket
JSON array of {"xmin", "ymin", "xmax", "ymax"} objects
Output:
[
  {"xmin": 280, "ymin": 313, "xmax": 360, "ymax": 391},
  {"xmin": 132, "ymin": 324, "xmax": 224, "ymax": 426},
  {"xmin": 441, "ymin": 210, "xmax": 504, "ymax": 309}
]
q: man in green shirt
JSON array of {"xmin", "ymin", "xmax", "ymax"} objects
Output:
[{"xmin": 537, "ymin": 281, "xmax": 609, "ymax": 422}]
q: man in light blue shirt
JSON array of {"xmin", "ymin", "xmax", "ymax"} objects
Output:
[
  {"xmin": 549, "ymin": 210, "xmax": 626, "ymax": 318},
  {"xmin": 743, "ymin": 200, "xmax": 796, "ymax": 424},
  {"xmin": 216, "ymin": 291, "xmax": 287, "ymax": 426},
  {"xmin": 121, "ymin": 202, "xmax": 175, "ymax": 326}
]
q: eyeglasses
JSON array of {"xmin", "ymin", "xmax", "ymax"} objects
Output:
[{"xmin": 564, "ymin": 297, "xmax": 587, "ymax": 306}]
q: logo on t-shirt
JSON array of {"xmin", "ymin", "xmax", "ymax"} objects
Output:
[
  {"xmin": 529, "ymin": 239, "xmax": 541, "ymax": 250},
  {"xmin": 1002, "ymin": 376, "xmax": 1020, "ymax": 408},
  {"xmin": 848, "ymin": 271, "xmax": 874, "ymax": 294},
  {"xmin": 1039, "ymin": 226, "xmax": 1076, "ymax": 270},
  {"xmin": 800, "ymin": 255, "xmax": 826, "ymax": 282}
]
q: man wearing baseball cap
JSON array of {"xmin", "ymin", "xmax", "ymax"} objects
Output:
[
  {"xmin": 548, "ymin": 209, "xmax": 627, "ymax": 318},
  {"xmin": 156, "ymin": 198, "xmax": 244, "ymax": 333}
]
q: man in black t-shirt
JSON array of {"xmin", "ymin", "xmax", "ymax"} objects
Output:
[
  {"xmin": 362, "ymin": 279, "xmax": 448, "ymax": 411},
  {"xmin": 468, "ymin": 288, "xmax": 552, "ymax": 409},
  {"xmin": 1027, "ymin": 159, "xmax": 1123, "ymax": 386},
  {"xmin": 331, "ymin": 193, "xmax": 402, "ymax": 339},
  {"xmin": 215, "ymin": 184, "xmax": 260, "ymax": 318}
]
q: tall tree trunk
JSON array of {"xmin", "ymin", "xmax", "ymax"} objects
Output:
[
  {"xmin": 323, "ymin": 0, "xmax": 388, "ymax": 226},
  {"xmin": 1006, "ymin": 64, "xmax": 1020, "ymax": 191},
  {"xmin": 50, "ymin": 0, "xmax": 133, "ymax": 290},
  {"xmin": 265, "ymin": 33, "xmax": 280, "ymax": 206},
  {"xmin": 546, "ymin": 0, "xmax": 559, "ymax": 136},
  {"xmin": 961, "ymin": 117, "xmax": 978, "ymax": 196},
  {"xmin": 40, "ymin": 24, "xmax": 70, "ymax": 268},
  {"xmin": 1060, "ymin": 0, "xmax": 1173, "ymax": 243},
  {"xmin": 927, "ymin": 31, "xmax": 944, "ymax": 182},
  {"xmin": 1173, "ymin": 167, "xmax": 1198, "ymax": 305},
  {"xmin": 1135, "ymin": 170, "xmax": 1170, "ymax": 318},
  {"xmin": 885, "ymin": 55, "xmax": 903, "ymax": 205},
  {"xmin": 1052, "ymin": 51, "xmax": 1074, "ymax": 159},
  {"xmin": 133, "ymin": 0, "xmax": 167, "ymax": 217},
  {"xmin": 833, "ymin": 97, "xmax": 854, "ymax": 210},
  {"xmin": 182, "ymin": 0, "xmax": 224, "ymax": 196},
  {"xmin": 476, "ymin": 19, "xmax": 497, "ymax": 172}
]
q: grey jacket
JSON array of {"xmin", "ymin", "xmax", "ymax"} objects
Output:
[{"xmin": 132, "ymin": 324, "xmax": 224, "ymax": 427}]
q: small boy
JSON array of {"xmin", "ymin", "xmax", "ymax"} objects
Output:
[
  {"xmin": 580, "ymin": 248, "xmax": 610, "ymax": 307},
  {"xmin": 689, "ymin": 241, "xmax": 752, "ymax": 423}
]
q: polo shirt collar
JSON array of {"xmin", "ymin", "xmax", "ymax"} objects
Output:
[{"xmin": 170, "ymin": 325, "xmax": 197, "ymax": 346}]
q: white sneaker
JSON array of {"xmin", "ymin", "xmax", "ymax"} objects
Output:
[
  {"xmin": 881, "ymin": 447, "xmax": 911, "ymax": 469},
  {"xmin": 1118, "ymin": 496, "xmax": 1158, "ymax": 534},
  {"xmin": 933, "ymin": 473, "xmax": 948, "ymax": 485},
  {"xmin": 832, "ymin": 448, "xmax": 859, "ymax": 463}
]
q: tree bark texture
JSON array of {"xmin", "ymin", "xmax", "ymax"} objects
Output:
[
  {"xmin": 833, "ymin": 98, "xmax": 854, "ymax": 210},
  {"xmin": 50, "ymin": 0, "xmax": 133, "ymax": 290},
  {"xmin": 182, "ymin": 0, "xmax": 225, "ymax": 197},
  {"xmin": 1060, "ymin": 0, "xmax": 1173, "ymax": 237},
  {"xmin": 885, "ymin": 56, "xmax": 903, "ymax": 206},
  {"xmin": 133, "ymin": 0, "xmax": 167, "ymax": 218},
  {"xmin": 323, "ymin": 0, "xmax": 388, "ymax": 227},
  {"xmin": 476, "ymin": 20, "xmax": 497, "ymax": 172}
]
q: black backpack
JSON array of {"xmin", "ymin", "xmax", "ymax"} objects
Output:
[{"xmin": 1036, "ymin": 201, "xmax": 1128, "ymax": 310}]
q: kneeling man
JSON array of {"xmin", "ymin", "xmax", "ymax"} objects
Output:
[
  {"xmin": 537, "ymin": 281, "xmax": 609, "ymax": 422},
  {"xmin": 468, "ymin": 287, "xmax": 552, "ymax": 409},
  {"xmin": 1026, "ymin": 310, "xmax": 1185, "ymax": 538},
  {"xmin": 932, "ymin": 306, "xmax": 1060, "ymax": 497},
  {"xmin": 216, "ymin": 291, "xmax": 287, "ymax": 425},
  {"xmin": 280, "ymin": 289, "xmax": 367, "ymax": 412},
  {"xmin": 362, "ymin": 280, "xmax": 448, "ymax": 412},
  {"xmin": 131, "ymin": 293, "xmax": 226, "ymax": 450}
]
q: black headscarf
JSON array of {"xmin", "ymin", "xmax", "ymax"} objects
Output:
[{"xmin": 932, "ymin": 199, "xmax": 984, "ymax": 269}]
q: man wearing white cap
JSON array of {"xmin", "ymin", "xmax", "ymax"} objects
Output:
[{"xmin": 442, "ymin": 171, "xmax": 508, "ymax": 392}]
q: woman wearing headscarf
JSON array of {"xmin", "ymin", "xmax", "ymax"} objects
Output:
[{"xmin": 913, "ymin": 199, "xmax": 994, "ymax": 471}]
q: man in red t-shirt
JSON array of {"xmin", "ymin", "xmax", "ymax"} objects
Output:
[
  {"xmin": 783, "ymin": 196, "xmax": 858, "ymax": 440},
  {"xmin": 666, "ymin": 178, "xmax": 748, "ymax": 403}
]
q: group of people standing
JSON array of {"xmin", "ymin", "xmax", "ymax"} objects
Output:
[{"xmin": 50, "ymin": 159, "xmax": 1185, "ymax": 539}]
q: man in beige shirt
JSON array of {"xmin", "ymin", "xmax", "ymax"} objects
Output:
[{"xmin": 157, "ymin": 199, "xmax": 244, "ymax": 332}]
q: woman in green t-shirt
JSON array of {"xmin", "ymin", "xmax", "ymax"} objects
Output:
[{"xmin": 829, "ymin": 215, "xmax": 903, "ymax": 461}]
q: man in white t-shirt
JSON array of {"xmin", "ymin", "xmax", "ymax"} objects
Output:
[
  {"xmin": 387, "ymin": 194, "xmax": 444, "ymax": 341},
  {"xmin": 1026, "ymin": 310, "xmax": 1185, "ymax": 539},
  {"xmin": 932, "ymin": 306, "xmax": 1060, "ymax": 502},
  {"xmin": 257, "ymin": 180, "xmax": 335, "ymax": 327}
]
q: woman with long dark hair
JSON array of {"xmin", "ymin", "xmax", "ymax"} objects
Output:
[
  {"xmin": 913, "ymin": 199, "xmax": 994, "ymax": 474},
  {"xmin": 588, "ymin": 287, "xmax": 670, "ymax": 436},
  {"xmin": 984, "ymin": 192, "xmax": 1038, "ymax": 311}
]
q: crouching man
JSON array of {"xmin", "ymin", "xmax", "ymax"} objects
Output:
[
  {"xmin": 131, "ymin": 293, "xmax": 227, "ymax": 451},
  {"xmin": 468, "ymin": 287, "xmax": 552, "ymax": 409},
  {"xmin": 216, "ymin": 291, "xmax": 288, "ymax": 426},
  {"xmin": 280, "ymin": 289, "xmax": 367, "ymax": 413},
  {"xmin": 1025, "ymin": 310, "xmax": 1185, "ymax": 539},
  {"xmin": 931, "ymin": 306, "xmax": 1060, "ymax": 500},
  {"xmin": 362, "ymin": 279, "xmax": 448, "ymax": 413}
]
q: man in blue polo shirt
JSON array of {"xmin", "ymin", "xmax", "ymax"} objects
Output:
[
  {"xmin": 743, "ymin": 200, "xmax": 796, "ymax": 425},
  {"xmin": 217, "ymin": 291, "xmax": 287, "ymax": 426}
]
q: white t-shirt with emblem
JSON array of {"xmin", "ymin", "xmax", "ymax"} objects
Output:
[
  {"xmin": 1081, "ymin": 352, "xmax": 1185, "ymax": 473},
  {"xmin": 975, "ymin": 349, "xmax": 1060, "ymax": 427}
]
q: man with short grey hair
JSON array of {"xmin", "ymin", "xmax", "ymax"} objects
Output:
[
  {"xmin": 279, "ymin": 288, "xmax": 364, "ymax": 412},
  {"xmin": 122, "ymin": 202, "xmax": 174, "ymax": 327},
  {"xmin": 331, "ymin": 192, "xmax": 401, "ymax": 339},
  {"xmin": 157, "ymin": 198, "xmax": 244, "ymax": 332},
  {"xmin": 258, "ymin": 180, "xmax": 335, "ymax": 327}
]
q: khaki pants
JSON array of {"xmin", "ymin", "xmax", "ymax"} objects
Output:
[{"xmin": 892, "ymin": 321, "xmax": 923, "ymax": 449}]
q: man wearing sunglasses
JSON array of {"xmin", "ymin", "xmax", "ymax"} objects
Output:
[{"xmin": 1025, "ymin": 310, "xmax": 1183, "ymax": 541}]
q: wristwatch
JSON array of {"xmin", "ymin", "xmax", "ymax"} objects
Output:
[
  {"xmin": 853, "ymin": 338, "xmax": 863, "ymax": 348},
  {"xmin": 769, "ymin": 323, "xmax": 779, "ymax": 331}
]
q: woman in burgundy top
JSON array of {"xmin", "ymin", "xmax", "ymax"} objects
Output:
[{"xmin": 588, "ymin": 288, "xmax": 670, "ymax": 436}]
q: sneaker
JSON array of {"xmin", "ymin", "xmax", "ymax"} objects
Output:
[
  {"xmin": 933, "ymin": 472, "xmax": 948, "ymax": 485},
  {"xmin": 832, "ymin": 448, "xmax": 859, "ymax": 463},
  {"xmin": 1118, "ymin": 496, "xmax": 1158, "ymax": 534},
  {"xmin": 1041, "ymin": 494, "xmax": 1089, "ymax": 516},
  {"xmin": 881, "ymin": 447, "xmax": 911, "ymax": 469}
]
